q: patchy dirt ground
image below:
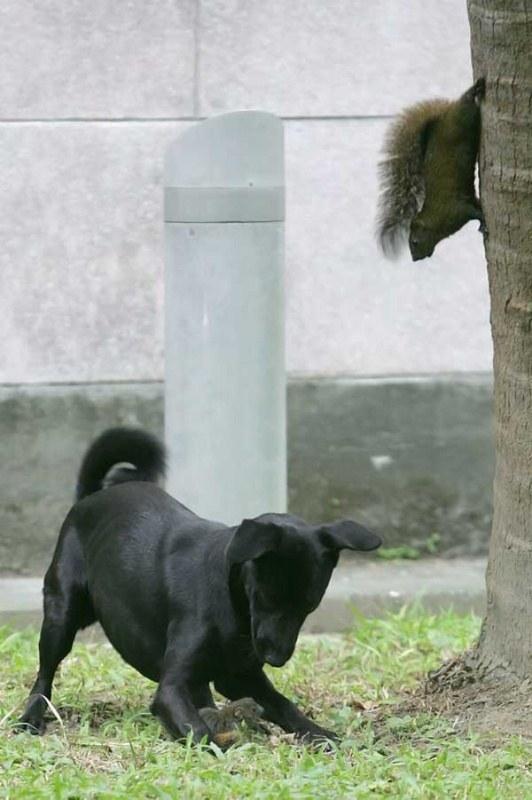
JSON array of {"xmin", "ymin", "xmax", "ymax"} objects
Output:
[{"xmin": 368, "ymin": 653, "xmax": 532, "ymax": 745}]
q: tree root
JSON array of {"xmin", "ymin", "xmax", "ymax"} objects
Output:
[
  {"xmin": 411, "ymin": 647, "xmax": 532, "ymax": 740},
  {"xmin": 425, "ymin": 652, "xmax": 479, "ymax": 694},
  {"xmin": 425, "ymin": 646, "xmax": 523, "ymax": 696}
]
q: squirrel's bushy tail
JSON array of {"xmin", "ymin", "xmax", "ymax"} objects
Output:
[
  {"xmin": 76, "ymin": 427, "xmax": 166, "ymax": 501},
  {"xmin": 376, "ymin": 99, "xmax": 451, "ymax": 258}
]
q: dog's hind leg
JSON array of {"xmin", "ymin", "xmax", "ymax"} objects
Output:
[
  {"xmin": 17, "ymin": 583, "xmax": 92, "ymax": 733},
  {"xmin": 17, "ymin": 530, "xmax": 95, "ymax": 734}
]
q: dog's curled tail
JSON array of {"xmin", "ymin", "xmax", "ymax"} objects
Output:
[{"xmin": 75, "ymin": 427, "xmax": 166, "ymax": 501}]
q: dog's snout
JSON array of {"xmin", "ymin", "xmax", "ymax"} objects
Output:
[
  {"xmin": 255, "ymin": 635, "xmax": 295, "ymax": 668},
  {"xmin": 264, "ymin": 649, "xmax": 289, "ymax": 668}
]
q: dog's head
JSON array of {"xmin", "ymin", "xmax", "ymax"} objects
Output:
[{"xmin": 225, "ymin": 514, "xmax": 381, "ymax": 667}]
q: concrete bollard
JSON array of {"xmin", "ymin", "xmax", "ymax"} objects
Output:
[{"xmin": 164, "ymin": 111, "xmax": 286, "ymax": 525}]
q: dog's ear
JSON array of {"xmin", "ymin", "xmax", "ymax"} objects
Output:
[
  {"xmin": 225, "ymin": 519, "xmax": 283, "ymax": 568},
  {"xmin": 319, "ymin": 520, "xmax": 381, "ymax": 552}
]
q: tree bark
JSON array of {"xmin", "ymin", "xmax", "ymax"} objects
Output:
[{"xmin": 468, "ymin": 0, "xmax": 532, "ymax": 678}]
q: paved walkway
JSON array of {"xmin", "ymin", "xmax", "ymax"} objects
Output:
[{"xmin": 0, "ymin": 558, "xmax": 486, "ymax": 634}]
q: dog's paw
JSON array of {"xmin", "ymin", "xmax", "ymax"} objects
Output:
[
  {"xmin": 298, "ymin": 727, "xmax": 340, "ymax": 750},
  {"xmin": 13, "ymin": 717, "xmax": 47, "ymax": 735},
  {"xmin": 15, "ymin": 694, "xmax": 49, "ymax": 735}
]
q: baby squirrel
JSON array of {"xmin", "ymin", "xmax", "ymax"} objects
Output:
[
  {"xmin": 376, "ymin": 78, "xmax": 485, "ymax": 261},
  {"xmin": 199, "ymin": 698, "xmax": 267, "ymax": 747}
]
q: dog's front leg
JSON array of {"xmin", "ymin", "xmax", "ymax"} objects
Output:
[
  {"xmin": 151, "ymin": 636, "xmax": 215, "ymax": 744},
  {"xmin": 151, "ymin": 678, "xmax": 213, "ymax": 744},
  {"xmin": 215, "ymin": 669, "xmax": 338, "ymax": 744}
]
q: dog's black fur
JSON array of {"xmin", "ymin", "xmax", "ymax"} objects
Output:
[{"xmin": 18, "ymin": 428, "xmax": 381, "ymax": 745}]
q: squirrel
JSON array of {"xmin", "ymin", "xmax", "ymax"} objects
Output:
[
  {"xmin": 376, "ymin": 78, "xmax": 486, "ymax": 261},
  {"xmin": 199, "ymin": 698, "xmax": 268, "ymax": 747}
]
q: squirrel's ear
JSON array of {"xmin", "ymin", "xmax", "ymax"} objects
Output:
[
  {"xmin": 419, "ymin": 119, "xmax": 436, "ymax": 158},
  {"xmin": 225, "ymin": 519, "xmax": 283, "ymax": 569}
]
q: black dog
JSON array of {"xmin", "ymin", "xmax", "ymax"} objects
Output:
[{"xmin": 19, "ymin": 428, "xmax": 381, "ymax": 744}]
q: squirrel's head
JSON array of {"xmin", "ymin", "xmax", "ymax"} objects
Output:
[
  {"xmin": 409, "ymin": 218, "xmax": 438, "ymax": 261},
  {"xmin": 233, "ymin": 698, "xmax": 264, "ymax": 719}
]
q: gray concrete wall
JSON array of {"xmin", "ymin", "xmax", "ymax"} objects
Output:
[
  {"xmin": 0, "ymin": 0, "xmax": 492, "ymax": 383},
  {"xmin": 0, "ymin": 3, "xmax": 495, "ymax": 572},
  {"xmin": 0, "ymin": 377, "xmax": 493, "ymax": 576}
]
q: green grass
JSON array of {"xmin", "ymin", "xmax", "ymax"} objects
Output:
[
  {"xmin": 377, "ymin": 532, "xmax": 442, "ymax": 560},
  {"xmin": 1, "ymin": 609, "xmax": 531, "ymax": 799}
]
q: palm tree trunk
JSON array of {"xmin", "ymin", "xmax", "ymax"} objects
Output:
[{"xmin": 468, "ymin": 0, "xmax": 532, "ymax": 677}]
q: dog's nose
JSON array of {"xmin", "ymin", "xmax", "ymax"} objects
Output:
[
  {"xmin": 255, "ymin": 637, "xmax": 284, "ymax": 667},
  {"xmin": 257, "ymin": 638, "xmax": 294, "ymax": 667},
  {"xmin": 264, "ymin": 651, "xmax": 288, "ymax": 668}
]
